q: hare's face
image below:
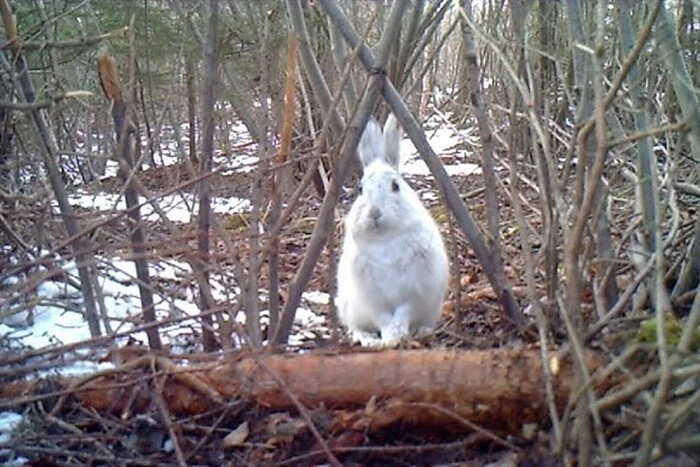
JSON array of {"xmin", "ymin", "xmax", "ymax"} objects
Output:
[{"xmin": 350, "ymin": 161, "xmax": 412, "ymax": 236}]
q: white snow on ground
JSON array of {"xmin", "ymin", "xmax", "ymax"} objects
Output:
[
  {"xmin": 0, "ymin": 412, "xmax": 23, "ymax": 443},
  {"xmin": 0, "ymin": 411, "xmax": 28, "ymax": 466},
  {"xmin": 60, "ymin": 192, "xmax": 251, "ymax": 224},
  {"xmin": 0, "ymin": 115, "xmax": 480, "ymax": 448},
  {"xmin": 302, "ymin": 291, "xmax": 331, "ymax": 305},
  {"xmin": 400, "ymin": 114, "xmax": 481, "ymax": 177},
  {"xmin": 1, "ymin": 258, "xmax": 333, "ymax": 359}
]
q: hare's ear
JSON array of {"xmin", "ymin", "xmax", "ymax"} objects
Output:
[
  {"xmin": 383, "ymin": 114, "xmax": 401, "ymax": 171},
  {"xmin": 358, "ymin": 118, "xmax": 384, "ymax": 168}
]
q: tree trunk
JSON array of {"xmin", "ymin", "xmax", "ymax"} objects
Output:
[
  {"xmin": 195, "ymin": 0, "xmax": 221, "ymax": 351},
  {"xmin": 185, "ymin": 57, "xmax": 198, "ymax": 166},
  {"xmin": 97, "ymin": 53, "xmax": 161, "ymax": 350},
  {"xmin": 1, "ymin": 1, "xmax": 102, "ymax": 338}
]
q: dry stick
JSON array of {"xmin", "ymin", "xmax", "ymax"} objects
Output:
[
  {"xmin": 675, "ymin": 181, "xmax": 700, "ymax": 197},
  {"xmin": 404, "ymin": 18, "xmax": 459, "ymax": 106},
  {"xmin": 399, "ymin": 402, "xmax": 518, "ymax": 451},
  {"xmin": 154, "ymin": 373, "xmax": 188, "ymax": 467},
  {"xmin": 180, "ymin": 15, "xmax": 254, "ymax": 348},
  {"xmin": 279, "ymin": 439, "xmax": 475, "ymax": 466},
  {"xmin": 0, "ymin": 91, "xmax": 93, "ymax": 110},
  {"xmin": 446, "ymin": 203, "xmax": 462, "ymax": 334},
  {"xmin": 394, "ymin": 0, "xmax": 424, "ymax": 85},
  {"xmin": 98, "ymin": 51, "xmax": 161, "ymax": 350},
  {"xmin": 23, "ymin": 0, "xmax": 90, "ymax": 40},
  {"xmin": 659, "ymin": 385, "xmax": 700, "ymax": 449},
  {"xmin": 596, "ymin": 213, "xmax": 644, "ymax": 310},
  {"xmin": 43, "ymin": 413, "xmax": 115, "ymax": 458},
  {"xmin": 157, "ymin": 356, "xmax": 224, "ymax": 404},
  {"xmin": 185, "ymin": 401, "xmax": 244, "ymax": 464},
  {"xmin": 327, "ymin": 15, "xmax": 357, "ymax": 114},
  {"xmin": 6, "ymin": 350, "xmax": 237, "ymax": 409},
  {"xmin": 507, "ymin": 106, "xmax": 562, "ymax": 447},
  {"xmin": 1, "ymin": 26, "xmax": 128, "ymax": 51},
  {"xmin": 47, "ymin": 353, "xmax": 223, "ymax": 419},
  {"xmin": 271, "ymin": 0, "xmax": 404, "ymax": 345},
  {"xmin": 571, "ymin": 2, "xmax": 611, "ymax": 461},
  {"xmin": 0, "ymin": 354, "xmax": 102, "ymax": 379},
  {"xmin": 254, "ymin": 355, "xmax": 342, "ymax": 467},
  {"xmin": 400, "ymin": 0, "xmax": 453, "ymax": 90},
  {"xmin": 194, "ymin": 0, "xmax": 221, "ymax": 352},
  {"xmin": 665, "ymin": 434, "xmax": 700, "ymax": 455},
  {"xmin": 0, "ymin": 0, "xmax": 15, "ymax": 38},
  {"xmin": 181, "ymin": 3, "xmax": 261, "ymax": 143},
  {"xmin": 490, "ymin": 127, "xmax": 544, "ymax": 194},
  {"xmin": 243, "ymin": 5, "xmax": 272, "ymax": 349},
  {"xmin": 594, "ymin": 361, "xmax": 700, "ymax": 413},
  {"xmin": 321, "ymin": 0, "xmax": 525, "ymax": 328},
  {"xmin": 552, "ymin": 0, "xmax": 606, "ymax": 461},
  {"xmin": 48, "ymin": 356, "xmax": 153, "ymax": 417},
  {"xmin": 286, "ymin": 1, "xmax": 346, "ymax": 140},
  {"xmin": 607, "ymin": 121, "xmax": 688, "ymax": 149},
  {"xmin": 677, "ymin": 283, "xmax": 700, "ymax": 355},
  {"xmin": 554, "ymin": 292, "xmax": 606, "ymax": 457},
  {"xmin": 0, "ymin": 212, "xmax": 31, "ymax": 250},
  {"xmin": 491, "ymin": 163, "xmax": 542, "ymax": 233},
  {"xmin": 268, "ymin": 30, "xmax": 299, "ymax": 335},
  {"xmin": 460, "ymin": 2, "xmax": 502, "ymax": 278},
  {"xmin": 666, "ymin": 223, "xmax": 699, "ymax": 294},
  {"xmin": 663, "ymin": 175, "xmax": 682, "ymax": 252},
  {"xmin": 266, "ymin": 159, "xmax": 327, "ymax": 248},
  {"xmin": 584, "ymin": 5, "xmax": 609, "ymax": 465},
  {"xmin": 585, "ymin": 256, "xmax": 655, "ymax": 341},
  {"xmin": 634, "ymin": 37, "xmax": 675, "ymax": 467}
]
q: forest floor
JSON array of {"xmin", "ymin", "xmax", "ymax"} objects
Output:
[{"xmin": 1, "ymin": 116, "xmax": 697, "ymax": 466}]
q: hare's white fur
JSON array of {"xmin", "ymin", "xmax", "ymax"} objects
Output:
[{"xmin": 336, "ymin": 115, "xmax": 449, "ymax": 345}]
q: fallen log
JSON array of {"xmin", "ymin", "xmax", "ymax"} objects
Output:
[{"xmin": 3, "ymin": 348, "xmax": 609, "ymax": 434}]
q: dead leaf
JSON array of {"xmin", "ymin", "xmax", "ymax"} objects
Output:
[
  {"xmin": 364, "ymin": 395, "xmax": 377, "ymax": 415},
  {"xmin": 222, "ymin": 421, "xmax": 249, "ymax": 448},
  {"xmin": 460, "ymin": 274, "xmax": 477, "ymax": 287},
  {"xmin": 441, "ymin": 300, "xmax": 455, "ymax": 319},
  {"xmin": 265, "ymin": 413, "xmax": 307, "ymax": 445}
]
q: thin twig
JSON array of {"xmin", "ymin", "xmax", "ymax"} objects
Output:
[{"xmin": 254, "ymin": 353, "xmax": 343, "ymax": 467}]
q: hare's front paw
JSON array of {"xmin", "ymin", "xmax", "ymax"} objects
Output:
[
  {"xmin": 379, "ymin": 304, "xmax": 411, "ymax": 346},
  {"xmin": 349, "ymin": 330, "xmax": 384, "ymax": 347}
]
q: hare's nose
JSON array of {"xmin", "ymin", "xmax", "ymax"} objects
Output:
[{"xmin": 369, "ymin": 206, "xmax": 382, "ymax": 222}]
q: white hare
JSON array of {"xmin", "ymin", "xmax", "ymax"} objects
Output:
[{"xmin": 336, "ymin": 114, "xmax": 449, "ymax": 346}]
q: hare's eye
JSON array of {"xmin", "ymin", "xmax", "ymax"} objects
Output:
[
  {"xmin": 359, "ymin": 184, "xmax": 363, "ymax": 195},
  {"xmin": 391, "ymin": 180, "xmax": 400, "ymax": 192}
]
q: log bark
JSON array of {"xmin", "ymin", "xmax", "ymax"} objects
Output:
[{"xmin": 4, "ymin": 348, "xmax": 610, "ymax": 435}]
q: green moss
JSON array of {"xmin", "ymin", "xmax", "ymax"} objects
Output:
[
  {"xmin": 429, "ymin": 205, "xmax": 448, "ymax": 225},
  {"xmin": 223, "ymin": 213, "xmax": 250, "ymax": 232},
  {"xmin": 635, "ymin": 313, "xmax": 700, "ymax": 351}
]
